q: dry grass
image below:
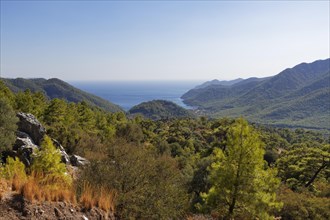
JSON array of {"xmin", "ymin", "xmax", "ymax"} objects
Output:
[
  {"xmin": 21, "ymin": 177, "xmax": 39, "ymax": 202},
  {"xmin": 97, "ymin": 187, "xmax": 116, "ymax": 212},
  {"xmin": 79, "ymin": 182, "xmax": 95, "ymax": 209},
  {"xmin": 79, "ymin": 181, "xmax": 117, "ymax": 212},
  {"xmin": 0, "ymin": 178, "xmax": 10, "ymax": 201},
  {"xmin": 20, "ymin": 173, "xmax": 75, "ymax": 203},
  {"xmin": 11, "ymin": 173, "xmax": 26, "ymax": 192}
]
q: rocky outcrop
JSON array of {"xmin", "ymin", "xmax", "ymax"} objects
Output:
[
  {"xmin": 70, "ymin": 155, "xmax": 90, "ymax": 167},
  {"xmin": 10, "ymin": 112, "xmax": 88, "ymax": 167},
  {"xmin": 13, "ymin": 131, "xmax": 39, "ymax": 166},
  {"xmin": 16, "ymin": 112, "xmax": 46, "ymax": 145},
  {"xmin": 51, "ymin": 139, "xmax": 70, "ymax": 164}
]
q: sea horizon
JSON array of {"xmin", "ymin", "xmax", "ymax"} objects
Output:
[{"xmin": 70, "ymin": 80, "xmax": 203, "ymax": 111}]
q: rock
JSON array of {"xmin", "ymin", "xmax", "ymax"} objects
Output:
[
  {"xmin": 52, "ymin": 139, "xmax": 70, "ymax": 164},
  {"xmin": 54, "ymin": 207, "xmax": 63, "ymax": 218},
  {"xmin": 70, "ymin": 155, "xmax": 89, "ymax": 167},
  {"xmin": 10, "ymin": 112, "xmax": 88, "ymax": 168},
  {"xmin": 82, "ymin": 215, "xmax": 89, "ymax": 220},
  {"xmin": 1, "ymin": 150, "xmax": 18, "ymax": 164},
  {"xmin": 12, "ymin": 131, "xmax": 39, "ymax": 166},
  {"xmin": 13, "ymin": 132, "xmax": 37, "ymax": 151},
  {"xmin": 16, "ymin": 112, "xmax": 46, "ymax": 145}
]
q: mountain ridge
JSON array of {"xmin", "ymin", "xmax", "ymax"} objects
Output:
[
  {"xmin": 2, "ymin": 77, "xmax": 123, "ymax": 112},
  {"xmin": 181, "ymin": 58, "xmax": 330, "ymax": 129}
]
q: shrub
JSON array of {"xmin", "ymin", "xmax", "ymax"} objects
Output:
[
  {"xmin": 276, "ymin": 185, "xmax": 330, "ymax": 219},
  {"xmin": 79, "ymin": 141, "xmax": 188, "ymax": 219},
  {"xmin": 22, "ymin": 135, "xmax": 74, "ymax": 203},
  {"xmin": 0, "ymin": 157, "xmax": 27, "ymax": 191},
  {"xmin": 79, "ymin": 181, "xmax": 117, "ymax": 212},
  {"xmin": 30, "ymin": 135, "xmax": 71, "ymax": 185}
]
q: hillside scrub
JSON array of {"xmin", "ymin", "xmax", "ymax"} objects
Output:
[
  {"xmin": 78, "ymin": 141, "xmax": 189, "ymax": 219},
  {"xmin": 0, "ymin": 79, "xmax": 329, "ymax": 219}
]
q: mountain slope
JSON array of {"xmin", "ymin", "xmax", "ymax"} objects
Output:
[
  {"xmin": 129, "ymin": 100, "xmax": 194, "ymax": 120},
  {"xmin": 181, "ymin": 58, "xmax": 330, "ymax": 129},
  {"xmin": 194, "ymin": 78, "xmax": 244, "ymax": 89},
  {"xmin": 2, "ymin": 78, "xmax": 123, "ymax": 112}
]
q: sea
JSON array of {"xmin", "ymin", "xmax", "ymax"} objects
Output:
[{"xmin": 70, "ymin": 81, "xmax": 202, "ymax": 111}]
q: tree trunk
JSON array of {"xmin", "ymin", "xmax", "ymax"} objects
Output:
[{"xmin": 305, "ymin": 163, "xmax": 327, "ymax": 187}]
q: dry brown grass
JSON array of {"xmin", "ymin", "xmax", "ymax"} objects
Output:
[
  {"xmin": 20, "ymin": 173, "xmax": 75, "ymax": 203},
  {"xmin": 0, "ymin": 178, "xmax": 10, "ymax": 201},
  {"xmin": 21, "ymin": 177, "xmax": 39, "ymax": 202},
  {"xmin": 97, "ymin": 187, "xmax": 116, "ymax": 212},
  {"xmin": 79, "ymin": 182, "xmax": 95, "ymax": 209},
  {"xmin": 11, "ymin": 173, "xmax": 26, "ymax": 192},
  {"xmin": 79, "ymin": 182, "xmax": 117, "ymax": 212}
]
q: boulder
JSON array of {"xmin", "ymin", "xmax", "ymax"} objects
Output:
[
  {"xmin": 13, "ymin": 131, "xmax": 39, "ymax": 166},
  {"xmin": 16, "ymin": 112, "xmax": 46, "ymax": 145},
  {"xmin": 70, "ymin": 155, "xmax": 89, "ymax": 167},
  {"xmin": 52, "ymin": 139, "xmax": 70, "ymax": 164},
  {"xmin": 13, "ymin": 131, "xmax": 38, "ymax": 150},
  {"xmin": 10, "ymin": 112, "xmax": 88, "ymax": 167}
]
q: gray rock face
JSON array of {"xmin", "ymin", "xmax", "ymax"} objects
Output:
[
  {"xmin": 13, "ymin": 131, "xmax": 39, "ymax": 166},
  {"xmin": 52, "ymin": 138, "xmax": 70, "ymax": 164},
  {"xmin": 10, "ymin": 112, "xmax": 89, "ymax": 167},
  {"xmin": 16, "ymin": 112, "xmax": 46, "ymax": 145},
  {"xmin": 70, "ymin": 155, "xmax": 89, "ymax": 167}
]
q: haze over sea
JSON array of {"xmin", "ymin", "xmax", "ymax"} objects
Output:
[{"xmin": 70, "ymin": 81, "xmax": 202, "ymax": 111}]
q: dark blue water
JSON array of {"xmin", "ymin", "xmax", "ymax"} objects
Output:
[{"xmin": 70, "ymin": 81, "xmax": 201, "ymax": 111}]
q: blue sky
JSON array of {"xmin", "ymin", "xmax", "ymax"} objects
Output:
[{"xmin": 1, "ymin": 1, "xmax": 329, "ymax": 81}]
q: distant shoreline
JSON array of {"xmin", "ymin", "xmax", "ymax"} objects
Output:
[{"xmin": 70, "ymin": 81, "xmax": 202, "ymax": 111}]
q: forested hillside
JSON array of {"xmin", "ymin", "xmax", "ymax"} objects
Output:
[
  {"xmin": 3, "ymin": 78, "xmax": 123, "ymax": 112},
  {"xmin": 182, "ymin": 58, "xmax": 330, "ymax": 129},
  {"xmin": 129, "ymin": 100, "xmax": 194, "ymax": 120},
  {"xmin": 0, "ymin": 80, "xmax": 329, "ymax": 219}
]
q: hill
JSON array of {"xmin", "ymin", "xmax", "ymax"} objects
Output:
[
  {"xmin": 2, "ymin": 78, "xmax": 123, "ymax": 112},
  {"xmin": 194, "ymin": 78, "xmax": 244, "ymax": 89},
  {"xmin": 129, "ymin": 100, "xmax": 194, "ymax": 120},
  {"xmin": 181, "ymin": 58, "xmax": 330, "ymax": 129}
]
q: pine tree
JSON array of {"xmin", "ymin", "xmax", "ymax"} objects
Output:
[
  {"xmin": 277, "ymin": 144, "xmax": 330, "ymax": 189},
  {"xmin": 0, "ymin": 97, "xmax": 18, "ymax": 152},
  {"xmin": 202, "ymin": 118, "xmax": 281, "ymax": 219}
]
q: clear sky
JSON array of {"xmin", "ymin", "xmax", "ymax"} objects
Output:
[{"xmin": 1, "ymin": 1, "xmax": 329, "ymax": 81}]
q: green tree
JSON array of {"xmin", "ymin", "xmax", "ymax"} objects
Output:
[
  {"xmin": 277, "ymin": 144, "xmax": 330, "ymax": 189},
  {"xmin": 0, "ymin": 97, "xmax": 18, "ymax": 152},
  {"xmin": 31, "ymin": 91, "xmax": 48, "ymax": 118},
  {"xmin": 201, "ymin": 118, "xmax": 281, "ymax": 219},
  {"xmin": 15, "ymin": 89, "xmax": 34, "ymax": 113},
  {"xmin": 43, "ymin": 98, "xmax": 68, "ymax": 125},
  {"xmin": 0, "ymin": 80, "xmax": 15, "ymax": 105}
]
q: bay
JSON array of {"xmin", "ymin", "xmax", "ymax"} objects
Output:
[{"xmin": 70, "ymin": 81, "xmax": 201, "ymax": 111}]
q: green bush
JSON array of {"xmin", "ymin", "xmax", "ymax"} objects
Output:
[
  {"xmin": 0, "ymin": 157, "xmax": 26, "ymax": 180},
  {"xmin": 30, "ymin": 136, "xmax": 71, "ymax": 185}
]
